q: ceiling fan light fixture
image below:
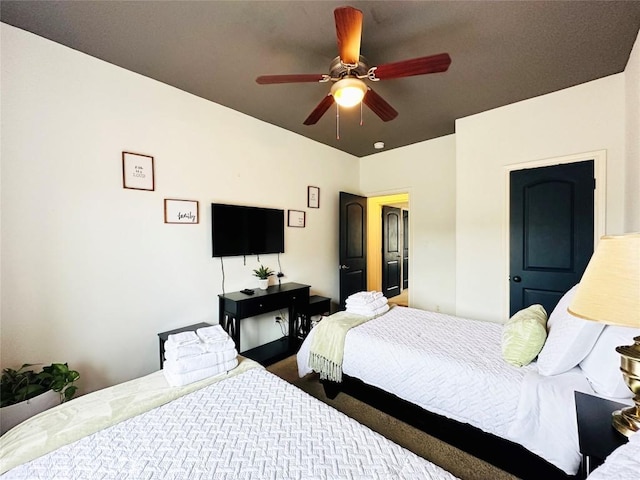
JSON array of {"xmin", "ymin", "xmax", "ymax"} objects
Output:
[{"xmin": 331, "ymin": 77, "xmax": 367, "ymax": 107}]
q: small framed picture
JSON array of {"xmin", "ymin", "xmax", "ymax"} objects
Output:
[
  {"xmin": 288, "ymin": 210, "xmax": 306, "ymax": 228},
  {"xmin": 307, "ymin": 186, "xmax": 320, "ymax": 208},
  {"xmin": 164, "ymin": 199, "xmax": 199, "ymax": 224},
  {"xmin": 122, "ymin": 152, "xmax": 154, "ymax": 191}
]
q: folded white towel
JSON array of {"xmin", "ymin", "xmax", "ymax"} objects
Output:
[
  {"xmin": 196, "ymin": 325, "xmax": 229, "ymax": 343},
  {"xmin": 163, "ymin": 343, "xmax": 208, "ymax": 360},
  {"xmin": 345, "ymin": 291, "xmax": 384, "ymax": 306},
  {"xmin": 164, "ymin": 331, "xmax": 200, "ymax": 350},
  {"xmin": 204, "ymin": 337, "xmax": 236, "ymax": 353},
  {"xmin": 345, "ymin": 306, "xmax": 371, "ymax": 316},
  {"xmin": 364, "ymin": 296, "xmax": 388, "ymax": 310},
  {"xmin": 345, "ymin": 295, "xmax": 388, "ymax": 313},
  {"xmin": 346, "ymin": 302, "xmax": 390, "ymax": 317},
  {"xmin": 163, "ymin": 348, "xmax": 238, "ymax": 374},
  {"xmin": 375, "ymin": 303, "xmax": 390, "ymax": 316},
  {"xmin": 348, "ymin": 291, "xmax": 382, "ymax": 300},
  {"xmin": 163, "ymin": 358, "xmax": 239, "ymax": 387}
]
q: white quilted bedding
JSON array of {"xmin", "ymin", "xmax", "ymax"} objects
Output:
[
  {"xmin": 342, "ymin": 307, "xmax": 531, "ymax": 438},
  {"xmin": 587, "ymin": 432, "xmax": 640, "ymax": 480},
  {"xmin": 2, "ymin": 367, "xmax": 459, "ymax": 480},
  {"xmin": 297, "ymin": 306, "xmax": 595, "ymax": 475}
]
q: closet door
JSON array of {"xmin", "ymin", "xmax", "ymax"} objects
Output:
[
  {"xmin": 509, "ymin": 160, "xmax": 594, "ymax": 316},
  {"xmin": 382, "ymin": 205, "xmax": 401, "ymax": 298}
]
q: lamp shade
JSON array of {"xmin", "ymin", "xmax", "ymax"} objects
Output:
[
  {"xmin": 568, "ymin": 233, "xmax": 640, "ymax": 327},
  {"xmin": 330, "ymin": 78, "xmax": 367, "ymax": 107}
]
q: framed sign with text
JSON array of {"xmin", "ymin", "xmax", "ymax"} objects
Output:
[
  {"xmin": 122, "ymin": 151, "xmax": 154, "ymax": 191},
  {"xmin": 164, "ymin": 199, "xmax": 199, "ymax": 224},
  {"xmin": 288, "ymin": 209, "xmax": 306, "ymax": 228},
  {"xmin": 307, "ymin": 186, "xmax": 320, "ymax": 208}
]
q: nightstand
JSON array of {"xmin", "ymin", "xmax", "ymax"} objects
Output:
[
  {"xmin": 295, "ymin": 295, "xmax": 331, "ymax": 338},
  {"xmin": 575, "ymin": 391, "xmax": 628, "ymax": 479}
]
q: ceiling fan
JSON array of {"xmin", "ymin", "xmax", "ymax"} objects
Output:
[{"xmin": 256, "ymin": 6, "xmax": 451, "ymax": 126}]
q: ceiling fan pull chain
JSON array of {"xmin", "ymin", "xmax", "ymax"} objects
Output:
[
  {"xmin": 336, "ymin": 104, "xmax": 340, "ymax": 140},
  {"xmin": 360, "ymin": 102, "xmax": 363, "ymax": 126}
]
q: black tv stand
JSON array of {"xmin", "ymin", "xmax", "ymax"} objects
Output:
[
  {"xmin": 218, "ymin": 282, "xmax": 310, "ymax": 365},
  {"xmin": 242, "ymin": 336, "xmax": 301, "ymax": 366}
]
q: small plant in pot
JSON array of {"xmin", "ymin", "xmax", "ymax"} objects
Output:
[
  {"xmin": 0, "ymin": 363, "xmax": 80, "ymax": 434},
  {"xmin": 253, "ymin": 264, "xmax": 274, "ymax": 290}
]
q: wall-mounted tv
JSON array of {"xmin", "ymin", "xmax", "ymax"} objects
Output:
[{"xmin": 211, "ymin": 203, "xmax": 284, "ymax": 257}]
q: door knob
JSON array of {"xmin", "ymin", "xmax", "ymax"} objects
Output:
[
  {"xmin": 340, "ymin": 264, "xmax": 350, "ymax": 270},
  {"xmin": 512, "ymin": 275, "xmax": 522, "ymax": 283}
]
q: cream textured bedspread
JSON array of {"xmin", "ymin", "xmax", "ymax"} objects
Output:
[
  {"xmin": 2, "ymin": 365, "xmax": 460, "ymax": 480},
  {"xmin": 0, "ymin": 357, "xmax": 258, "ymax": 474}
]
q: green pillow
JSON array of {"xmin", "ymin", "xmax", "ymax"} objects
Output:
[{"xmin": 502, "ymin": 304, "xmax": 548, "ymax": 367}]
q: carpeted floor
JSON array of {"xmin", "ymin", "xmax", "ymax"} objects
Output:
[{"xmin": 267, "ymin": 355, "xmax": 520, "ymax": 480}]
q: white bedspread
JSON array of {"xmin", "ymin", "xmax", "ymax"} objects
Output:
[
  {"xmin": 587, "ymin": 432, "xmax": 640, "ymax": 480},
  {"xmin": 1, "ymin": 367, "xmax": 459, "ymax": 480},
  {"xmin": 297, "ymin": 306, "xmax": 596, "ymax": 475},
  {"xmin": 508, "ymin": 366, "xmax": 594, "ymax": 474}
]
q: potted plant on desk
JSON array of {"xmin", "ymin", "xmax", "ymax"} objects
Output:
[
  {"xmin": 253, "ymin": 264, "xmax": 274, "ymax": 290},
  {"xmin": 0, "ymin": 362, "xmax": 80, "ymax": 434}
]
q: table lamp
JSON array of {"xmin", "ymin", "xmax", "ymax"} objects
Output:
[{"xmin": 568, "ymin": 232, "xmax": 640, "ymax": 436}]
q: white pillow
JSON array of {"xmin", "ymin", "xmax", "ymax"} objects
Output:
[
  {"xmin": 579, "ymin": 325, "xmax": 640, "ymax": 398},
  {"xmin": 537, "ymin": 284, "xmax": 605, "ymax": 376}
]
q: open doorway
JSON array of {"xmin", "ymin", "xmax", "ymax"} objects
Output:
[{"xmin": 366, "ymin": 193, "xmax": 409, "ymax": 306}]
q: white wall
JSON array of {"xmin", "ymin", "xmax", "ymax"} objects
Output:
[
  {"xmin": 360, "ymin": 30, "xmax": 638, "ymax": 324},
  {"xmin": 625, "ymin": 31, "xmax": 640, "ymax": 232},
  {"xmin": 0, "ymin": 25, "xmax": 358, "ymax": 393},
  {"xmin": 2, "ymin": 24, "xmax": 638, "ymax": 394},
  {"xmin": 455, "ymin": 74, "xmax": 627, "ymax": 322},
  {"xmin": 359, "ymin": 135, "xmax": 457, "ymax": 314}
]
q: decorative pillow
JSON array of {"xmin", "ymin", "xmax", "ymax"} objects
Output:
[
  {"xmin": 579, "ymin": 325, "xmax": 640, "ymax": 398},
  {"xmin": 537, "ymin": 284, "xmax": 605, "ymax": 376},
  {"xmin": 502, "ymin": 304, "xmax": 548, "ymax": 367}
]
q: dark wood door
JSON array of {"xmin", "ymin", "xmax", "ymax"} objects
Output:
[
  {"xmin": 382, "ymin": 206, "xmax": 402, "ymax": 298},
  {"xmin": 339, "ymin": 192, "xmax": 367, "ymax": 308},
  {"xmin": 509, "ymin": 160, "xmax": 594, "ymax": 316},
  {"xmin": 403, "ymin": 210, "xmax": 409, "ymax": 290}
]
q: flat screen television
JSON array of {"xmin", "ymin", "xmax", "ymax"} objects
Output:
[{"xmin": 211, "ymin": 203, "xmax": 284, "ymax": 257}]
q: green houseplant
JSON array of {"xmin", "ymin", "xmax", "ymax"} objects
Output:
[
  {"xmin": 0, "ymin": 363, "xmax": 80, "ymax": 434},
  {"xmin": 1, "ymin": 363, "xmax": 80, "ymax": 407},
  {"xmin": 252, "ymin": 265, "xmax": 275, "ymax": 280},
  {"xmin": 253, "ymin": 264, "xmax": 274, "ymax": 290}
]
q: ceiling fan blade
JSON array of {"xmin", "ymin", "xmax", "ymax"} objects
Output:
[
  {"xmin": 334, "ymin": 6, "xmax": 363, "ymax": 65},
  {"xmin": 256, "ymin": 74, "xmax": 326, "ymax": 85},
  {"xmin": 373, "ymin": 53, "xmax": 451, "ymax": 80},
  {"xmin": 363, "ymin": 88, "xmax": 398, "ymax": 122},
  {"xmin": 303, "ymin": 95, "xmax": 335, "ymax": 125}
]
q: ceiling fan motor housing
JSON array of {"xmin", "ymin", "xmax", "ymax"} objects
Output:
[{"xmin": 329, "ymin": 56, "xmax": 371, "ymax": 81}]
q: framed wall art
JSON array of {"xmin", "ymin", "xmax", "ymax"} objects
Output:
[
  {"xmin": 307, "ymin": 186, "xmax": 320, "ymax": 208},
  {"xmin": 164, "ymin": 199, "xmax": 199, "ymax": 224},
  {"xmin": 288, "ymin": 210, "xmax": 306, "ymax": 228},
  {"xmin": 122, "ymin": 151, "xmax": 154, "ymax": 191}
]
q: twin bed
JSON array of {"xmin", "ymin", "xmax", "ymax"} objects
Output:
[
  {"xmin": 2, "ymin": 293, "xmax": 638, "ymax": 479},
  {"xmin": 297, "ymin": 290, "xmax": 639, "ymax": 480},
  {"xmin": 0, "ymin": 357, "xmax": 458, "ymax": 479}
]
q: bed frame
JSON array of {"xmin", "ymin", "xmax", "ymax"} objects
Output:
[{"xmin": 322, "ymin": 375, "xmax": 578, "ymax": 480}]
